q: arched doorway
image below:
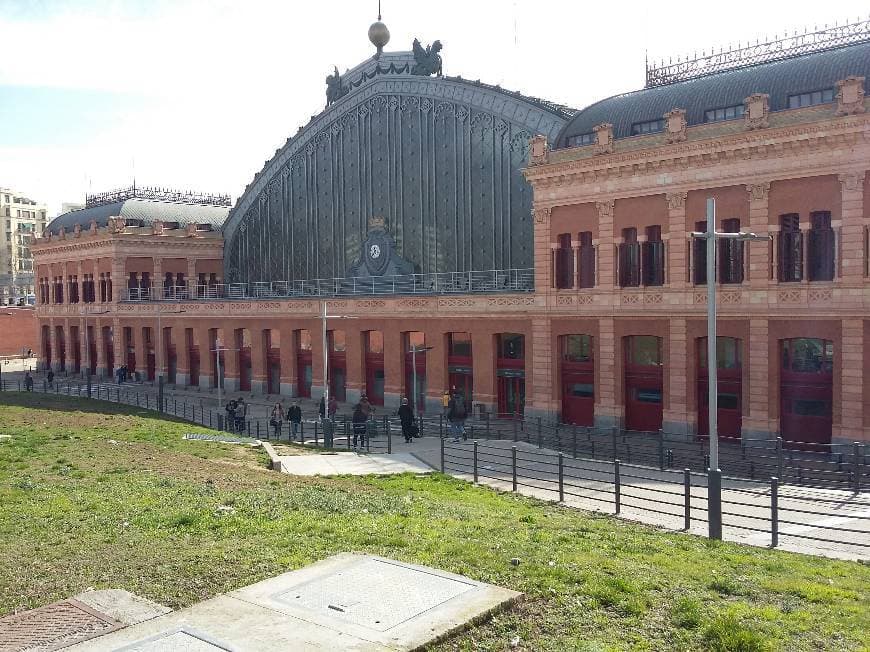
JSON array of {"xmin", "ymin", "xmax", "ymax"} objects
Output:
[
  {"xmin": 697, "ymin": 337, "xmax": 742, "ymax": 439},
  {"xmin": 780, "ymin": 338, "xmax": 833, "ymax": 446},
  {"xmin": 624, "ymin": 336, "xmax": 663, "ymax": 432},
  {"xmin": 560, "ymin": 334, "xmax": 594, "ymax": 426}
]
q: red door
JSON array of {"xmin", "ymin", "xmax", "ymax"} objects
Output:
[
  {"xmin": 780, "ymin": 338, "xmax": 833, "ymax": 448},
  {"xmin": 697, "ymin": 337, "xmax": 742, "ymax": 440},
  {"xmin": 146, "ymin": 350, "xmax": 156, "ymax": 381},
  {"xmin": 189, "ymin": 348, "xmax": 200, "ymax": 386},
  {"xmin": 624, "ymin": 336, "xmax": 663, "ymax": 432},
  {"xmin": 497, "ymin": 372, "xmax": 525, "ymax": 418},
  {"xmin": 562, "ymin": 363, "xmax": 594, "ymax": 426},
  {"xmin": 88, "ymin": 329, "xmax": 97, "ymax": 375},
  {"xmin": 267, "ymin": 348, "xmax": 280, "ymax": 394},
  {"xmin": 167, "ymin": 344, "xmax": 177, "ymax": 384},
  {"xmin": 365, "ymin": 353, "xmax": 385, "ymax": 406},
  {"xmin": 297, "ymin": 351, "xmax": 312, "ymax": 397},
  {"xmin": 239, "ymin": 347, "xmax": 252, "ymax": 391}
]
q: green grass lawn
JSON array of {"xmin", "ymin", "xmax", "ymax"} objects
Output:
[{"xmin": 0, "ymin": 392, "xmax": 868, "ymax": 651}]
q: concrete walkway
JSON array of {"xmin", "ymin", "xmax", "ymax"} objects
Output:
[
  {"xmin": 276, "ymin": 451, "xmax": 434, "ymax": 476},
  {"xmin": 65, "ymin": 554, "xmax": 520, "ymax": 651}
]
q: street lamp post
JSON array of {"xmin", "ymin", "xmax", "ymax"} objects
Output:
[{"xmin": 691, "ymin": 197, "xmax": 769, "ymax": 540}]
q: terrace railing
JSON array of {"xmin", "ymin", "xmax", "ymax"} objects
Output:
[{"xmin": 121, "ymin": 268, "xmax": 535, "ymax": 302}]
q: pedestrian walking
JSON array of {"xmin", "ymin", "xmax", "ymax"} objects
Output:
[
  {"xmin": 235, "ymin": 397, "xmax": 248, "ymax": 433},
  {"xmin": 327, "ymin": 395, "xmax": 338, "ymax": 420},
  {"xmin": 47, "ymin": 369, "xmax": 54, "ymax": 388},
  {"xmin": 270, "ymin": 402, "xmax": 284, "ymax": 437},
  {"xmin": 448, "ymin": 389, "xmax": 467, "ymax": 442},
  {"xmin": 318, "ymin": 395, "xmax": 326, "ymax": 420},
  {"xmin": 397, "ymin": 397, "xmax": 416, "ymax": 443},
  {"xmin": 352, "ymin": 401, "xmax": 367, "ymax": 448},
  {"xmin": 286, "ymin": 401, "xmax": 302, "ymax": 440},
  {"xmin": 24, "ymin": 371, "xmax": 33, "ymax": 391},
  {"xmin": 225, "ymin": 398, "xmax": 238, "ymax": 433}
]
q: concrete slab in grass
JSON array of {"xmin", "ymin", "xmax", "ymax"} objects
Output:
[
  {"xmin": 66, "ymin": 554, "xmax": 521, "ymax": 651},
  {"xmin": 277, "ymin": 452, "xmax": 434, "ymax": 476}
]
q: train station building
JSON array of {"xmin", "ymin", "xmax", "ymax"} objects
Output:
[{"xmin": 32, "ymin": 20, "xmax": 870, "ymax": 445}]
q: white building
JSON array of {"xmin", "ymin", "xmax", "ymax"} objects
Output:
[{"xmin": 1, "ymin": 188, "xmax": 48, "ymax": 304}]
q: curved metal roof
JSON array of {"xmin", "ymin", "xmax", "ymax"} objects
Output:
[
  {"xmin": 46, "ymin": 198, "xmax": 230, "ymax": 235},
  {"xmin": 555, "ymin": 40, "xmax": 870, "ymax": 147}
]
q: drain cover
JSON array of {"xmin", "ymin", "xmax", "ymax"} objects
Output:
[
  {"xmin": 113, "ymin": 628, "xmax": 232, "ymax": 652},
  {"xmin": 0, "ymin": 599, "xmax": 122, "ymax": 652},
  {"xmin": 273, "ymin": 557, "xmax": 475, "ymax": 631}
]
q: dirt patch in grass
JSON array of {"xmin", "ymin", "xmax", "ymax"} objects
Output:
[{"xmin": 1, "ymin": 392, "xmax": 868, "ymax": 651}]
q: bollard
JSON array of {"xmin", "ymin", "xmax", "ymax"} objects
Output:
[
  {"xmin": 667, "ymin": 449, "xmax": 674, "ymax": 468},
  {"xmin": 439, "ymin": 414, "xmax": 443, "ymax": 439},
  {"xmin": 614, "ymin": 459, "xmax": 621, "ymax": 515},
  {"xmin": 853, "ymin": 442, "xmax": 862, "ymax": 494},
  {"xmin": 612, "ymin": 427, "xmax": 618, "ymax": 461},
  {"xmin": 558, "ymin": 452, "xmax": 564, "ymax": 502},
  {"xmin": 513, "ymin": 418, "xmax": 518, "ymax": 442},
  {"xmin": 708, "ymin": 467, "xmax": 723, "ymax": 541},
  {"xmin": 683, "ymin": 468, "xmax": 691, "ymax": 531},
  {"xmin": 314, "ymin": 421, "xmax": 319, "ymax": 447},
  {"xmin": 512, "ymin": 446, "xmax": 517, "ymax": 491},
  {"xmin": 440, "ymin": 436, "xmax": 445, "ymax": 473},
  {"xmin": 473, "ymin": 440, "xmax": 479, "ymax": 483},
  {"xmin": 770, "ymin": 476, "xmax": 779, "ymax": 548},
  {"xmin": 345, "ymin": 419, "xmax": 350, "ymax": 450},
  {"xmin": 256, "ymin": 421, "xmax": 261, "ymax": 439}
]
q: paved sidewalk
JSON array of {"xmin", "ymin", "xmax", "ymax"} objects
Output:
[{"xmin": 277, "ymin": 451, "xmax": 434, "ymax": 476}]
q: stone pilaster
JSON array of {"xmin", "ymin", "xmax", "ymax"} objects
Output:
[
  {"xmin": 594, "ymin": 317, "xmax": 621, "ymax": 429},
  {"xmin": 223, "ymin": 328, "xmax": 240, "ymax": 393},
  {"xmin": 532, "ymin": 206, "xmax": 552, "ymax": 293},
  {"xmin": 666, "ymin": 192, "xmax": 688, "ymax": 288},
  {"xmin": 527, "ymin": 317, "xmax": 556, "ymax": 419},
  {"xmin": 838, "ymin": 171, "xmax": 866, "ymax": 280},
  {"xmin": 199, "ymin": 327, "xmax": 216, "ymax": 390},
  {"xmin": 153, "ymin": 257, "xmax": 163, "ymax": 298},
  {"xmin": 95, "ymin": 319, "xmax": 107, "ymax": 378},
  {"xmin": 595, "ymin": 201, "xmax": 615, "ymax": 291},
  {"xmin": 743, "ymin": 318, "xmax": 772, "ymax": 439},
  {"xmin": 663, "ymin": 318, "xmax": 690, "ymax": 435},
  {"xmin": 48, "ymin": 318, "xmax": 59, "ymax": 372},
  {"xmin": 111, "ymin": 257, "xmax": 124, "ymax": 303},
  {"xmin": 746, "ymin": 183, "xmax": 771, "ymax": 287},
  {"xmin": 279, "ymin": 324, "xmax": 298, "ymax": 397},
  {"xmin": 839, "ymin": 319, "xmax": 864, "ymax": 441},
  {"xmin": 471, "ymin": 330, "xmax": 496, "ymax": 413},
  {"xmin": 382, "ymin": 329, "xmax": 403, "ymax": 409}
]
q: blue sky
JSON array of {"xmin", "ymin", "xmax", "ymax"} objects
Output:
[{"xmin": 1, "ymin": 0, "xmax": 867, "ymax": 214}]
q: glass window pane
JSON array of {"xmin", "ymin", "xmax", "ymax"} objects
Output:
[
  {"xmin": 635, "ymin": 388, "xmax": 662, "ymax": 403},
  {"xmin": 629, "ymin": 336, "xmax": 661, "ymax": 366},
  {"xmin": 297, "ymin": 330, "xmax": 312, "ymax": 351},
  {"xmin": 570, "ymin": 383, "xmax": 594, "ymax": 398},
  {"xmin": 449, "ymin": 332, "xmax": 472, "ymax": 357},
  {"xmin": 500, "ymin": 333, "xmax": 524, "ymax": 359},
  {"xmin": 563, "ymin": 334, "xmax": 592, "ymax": 361},
  {"xmin": 366, "ymin": 331, "xmax": 384, "ymax": 354}
]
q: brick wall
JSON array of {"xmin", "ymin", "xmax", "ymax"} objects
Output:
[{"xmin": 0, "ymin": 308, "xmax": 38, "ymax": 357}]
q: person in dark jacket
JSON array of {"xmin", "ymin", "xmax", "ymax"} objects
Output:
[
  {"xmin": 352, "ymin": 402, "xmax": 367, "ymax": 448},
  {"xmin": 397, "ymin": 398, "xmax": 416, "ymax": 443},
  {"xmin": 286, "ymin": 401, "xmax": 302, "ymax": 440},
  {"xmin": 318, "ymin": 396, "xmax": 326, "ymax": 420},
  {"xmin": 225, "ymin": 399, "xmax": 238, "ymax": 433}
]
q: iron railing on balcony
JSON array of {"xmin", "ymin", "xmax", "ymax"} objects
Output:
[{"xmin": 121, "ymin": 268, "xmax": 536, "ymax": 302}]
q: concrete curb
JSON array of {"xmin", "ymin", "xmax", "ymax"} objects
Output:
[{"xmin": 259, "ymin": 441, "xmax": 282, "ymax": 472}]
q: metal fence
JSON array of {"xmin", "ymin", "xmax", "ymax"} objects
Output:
[
  {"xmin": 0, "ymin": 378, "xmax": 394, "ymax": 453},
  {"xmin": 439, "ymin": 438, "xmax": 870, "ymax": 557},
  {"xmin": 120, "ymin": 268, "xmax": 535, "ymax": 301}
]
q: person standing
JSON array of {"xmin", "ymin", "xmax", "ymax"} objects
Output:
[
  {"xmin": 397, "ymin": 397, "xmax": 415, "ymax": 443},
  {"xmin": 287, "ymin": 401, "xmax": 302, "ymax": 440},
  {"xmin": 24, "ymin": 371, "xmax": 33, "ymax": 391},
  {"xmin": 225, "ymin": 398, "xmax": 238, "ymax": 433},
  {"xmin": 47, "ymin": 369, "xmax": 55, "ymax": 388},
  {"xmin": 441, "ymin": 390, "xmax": 450, "ymax": 417},
  {"xmin": 270, "ymin": 402, "xmax": 284, "ymax": 437},
  {"xmin": 235, "ymin": 397, "xmax": 248, "ymax": 434},
  {"xmin": 352, "ymin": 401, "xmax": 367, "ymax": 448},
  {"xmin": 327, "ymin": 395, "xmax": 338, "ymax": 420},
  {"xmin": 447, "ymin": 389, "xmax": 467, "ymax": 442},
  {"xmin": 318, "ymin": 395, "xmax": 326, "ymax": 420}
]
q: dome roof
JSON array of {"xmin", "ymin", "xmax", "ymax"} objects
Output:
[
  {"xmin": 46, "ymin": 197, "xmax": 230, "ymax": 235},
  {"xmin": 555, "ymin": 40, "xmax": 870, "ymax": 148}
]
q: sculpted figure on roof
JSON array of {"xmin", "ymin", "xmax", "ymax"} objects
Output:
[{"xmin": 411, "ymin": 38, "xmax": 443, "ymax": 77}]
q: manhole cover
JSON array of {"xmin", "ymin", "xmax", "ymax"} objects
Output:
[
  {"xmin": 113, "ymin": 628, "xmax": 232, "ymax": 652},
  {"xmin": 0, "ymin": 599, "xmax": 122, "ymax": 652},
  {"xmin": 273, "ymin": 557, "xmax": 475, "ymax": 631}
]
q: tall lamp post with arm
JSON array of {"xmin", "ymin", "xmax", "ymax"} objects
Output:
[{"xmin": 691, "ymin": 197, "xmax": 770, "ymax": 540}]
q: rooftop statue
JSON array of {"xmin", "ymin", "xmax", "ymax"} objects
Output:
[
  {"xmin": 411, "ymin": 39, "xmax": 443, "ymax": 77},
  {"xmin": 326, "ymin": 66, "xmax": 349, "ymax": 105}
]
